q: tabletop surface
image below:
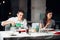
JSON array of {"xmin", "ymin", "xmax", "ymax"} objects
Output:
[{"xmin": 0, "ymin": 31, "xmax": 55, "ymax": 38}]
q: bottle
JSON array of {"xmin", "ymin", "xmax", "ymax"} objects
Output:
[
  {"xmin": 10, "ymin": 24, "xmax": 16, "ymax": 31},
  {"xmin": 36, "ymin": 25, "xmax": 39, "ymax": 32}
]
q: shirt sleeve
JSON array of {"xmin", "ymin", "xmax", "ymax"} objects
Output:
[{"xmin": 6, "ymin": 17, "xmax": 14, "ymax": 21}]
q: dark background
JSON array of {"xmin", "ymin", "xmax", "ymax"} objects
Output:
[
  {"xmin": 0, "ymin": 0, "xmax": 31, "ymax": 31},
  {"xmin": 46, "ymin": 0, "xmax": 60, "ymax": 29}
]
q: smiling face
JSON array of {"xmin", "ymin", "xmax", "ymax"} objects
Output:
[
  {"xmin": 17, "ymin": 12, "xmax": 24, "ymax": 20},
  {"xmin": 47, "ymin": 12, "xmax": 52, "ymax": 20}
]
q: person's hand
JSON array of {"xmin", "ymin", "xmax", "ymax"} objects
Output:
[
  {"xmin": 43, "ymin": 27, "xmax": 46, "ymax": 29},
  {"xmin": 10, "ymin": 21, "xmax": 15, "ymax": 26},
  {"xmin": 44, "ymin": 22, "xmax": 51, "ymax": 28}
]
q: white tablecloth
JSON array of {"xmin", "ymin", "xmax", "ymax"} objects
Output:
[{"xmin": 0, "ymin": 31, "xmax": 54, "ymax": 40}]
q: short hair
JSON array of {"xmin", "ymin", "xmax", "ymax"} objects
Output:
[
  {"xmin": 46, "ymin": 10, "xmax": 52, "ymax": 14},
  {"xmin": 17, "ymin": 10, "xmax": 25, "ymax": 14}
]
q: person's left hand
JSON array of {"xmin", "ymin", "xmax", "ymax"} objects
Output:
[
  {"xmin": 10, "ymin": 21, "xmax": 15, "ymax": 26},
  {"xmin": 43, "ymin": 27, "xmax": 46, "ymax": 29}
]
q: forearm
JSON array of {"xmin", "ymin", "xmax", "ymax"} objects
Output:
[
  {"xmin": 1, "ymin": 21, "xmax": 11, "ymax": 26},
  {"xmin": 44, "ymin": 24, "xmax": 48, "ymax": 28}
]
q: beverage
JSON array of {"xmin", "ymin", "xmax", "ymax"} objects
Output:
[{"xmin": 17, "ymin": 29, "xmax": 27, "ymax": 33}]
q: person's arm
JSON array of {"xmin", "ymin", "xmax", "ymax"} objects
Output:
[
  {"xmin": 1, "ymin": 18, "xmax": 15, "ymax": 26},
  {"xmin": 44, "ymin": 20, "xmax": 55, "ymax": 29},
  {"xmin": 1, "ymin": 21, "xmax": 11, "ymax": 26},
  {"xmin": 1, "ymin": 21, "xmax": 15, "ymax": 26},
  {"xmin": 43, "ymin": 22, "xmax": 50, "ymax": 29},
  {"xmin": 39, "ymin": 20, "xmax": 50, "ymax": 29}
]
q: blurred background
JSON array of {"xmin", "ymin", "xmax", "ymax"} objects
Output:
[{"xmin": 0, "ymin": 0, "xmax": 60, "ymax": 30}]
